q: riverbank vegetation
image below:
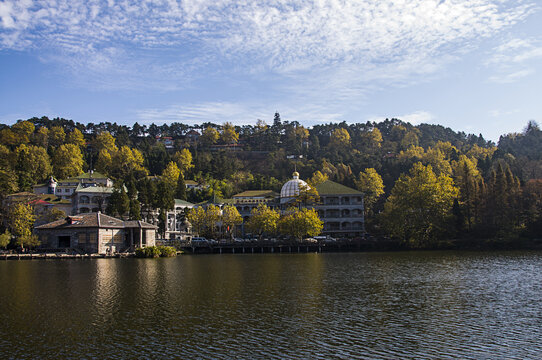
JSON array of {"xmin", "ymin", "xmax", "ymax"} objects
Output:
[
  {"xmin": 135, "ymin": 246, "xmax": 177, "ymax": 258},
  {"xmin": 1, "ymin": 115, "xmax": 542, "ymax": 249}
]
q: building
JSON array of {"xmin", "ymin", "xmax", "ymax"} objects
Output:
[
  {"xmin": 35, "ymin": 212, "xmax": 157, "ymax": 254},
  {"xmin": 233, "ymin": 190, "xmax": 277, "ymax": 220},
  {"xmin": 2, "ymin": 192, "xmax": 72, "ymax": 227},
  {"xmin": 314, "ymin": 180, "xmax": 364, "ymax": 238},
  {"xmin": 33, "ymin": 171, "xmax": 116, "ymax": 215},
  {"xmin": 165, "ymin": 199, "xmax": 194, "ymax": 240},
  {"xmin": 278, "ymin": 172, "xmax": 365, "ymax": 239}
]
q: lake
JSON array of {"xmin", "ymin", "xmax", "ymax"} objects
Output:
[{"xmin": 1, "ymin": 251, "xmax": 541, "ymax": 359}]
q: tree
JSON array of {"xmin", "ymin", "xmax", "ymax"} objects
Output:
[
  {"xmin": 32, "ymin": 126, "xmax": 49, "ymax": 147},
  {"xmin": 222, "ymin": 205, "xmax": 243, "ymax": 239},
  {"xmin": 293, "ymin": 183, "xmax": 320, "ymax": 207},
  {"xmin": 53, "ymin": 144, "xmax": 84, "ymax": 179},
  {"xmin": 362, "ymin": 128, "xmax": 383, "ymax": 150},
  {"xmin": 329, "ymin": 128, "xmax": 351, "ymax": 148},
  {"xmin": 221, "ymin": 122, "xmax": 239, "ymax": 144},
  {"xmin": 106, "ymin": 187, "xmax": 130, "ymax": 219},
  {"xmin": 173, "ymin": 148, "xmax": 194, "ymax": 174},
  {"xmin": 380, "ymin": 162, "xmax": 459, "ymax": 247},
  {"xmin": 111, "ymin": 146, "xmax": 147, "ymax": 180},
  {"xmin": 204, "ymin": 204, "xmax": 222, "ymax": 239},
  {"xmin": 308, "ymin": 171, "xmax": 328, "ymax": 186},
  {"xmin": 279, "ymin": 207, "xmax": 323, "ymax": 242},
  {"xmin": 93, "ymin": 131, "xmax": 117, "ymax": 153},
  {"xmin": 48, "ymin": 126, "xmax": 66, "ymax": 148},
  {"xmin": 66, "ymin": 128, "xmax": 86, "ymax": 148},
  {"xmin": 355, "ymin": 168, "xmax": 384, "ymax": 215},
  {"xmin": 175, "ymin": 172, "xmax": 187, "ymax": 200},
  {"xmin": 158, "ymin": 209, "xmax": 167, "ymax": 238},
  {"xmin": 247, "ymin": 203, "xmax": 280, "ymax": 241},
  {"xmin": 14, "ymin": 144, "xmax": 52, "ymax": 190},
  {"xmin": 8, "ymin": 203, "xmax": 39, "ymax": 250},
  {"xmin": 38, "ymin": 208, "xmax": 66, "ymax": 224},
  {"xmin": 273, "ymin": 112, "xmax": 282, "ymax": 127},
  {"xmin": 201, "ymin": 127, "xmax": 219, "ymax": 146},
  {"xmin": 162, "ymin": 161, "xmax": 180, "ymax": 190},
  {"xmin": 12, "ymin": 120, "xmax": 34, "ymax": 144},
  {"xmin": 0, "ymin": 230, "xmax": 11, "ymax": 249},
  {"xmin": 187, "ymin": 207, "xmax": 206, "ymax": 236},
  {"xmin": 156, "ymin": 180, "xmax": 175, "ymax": 212},
  {"xmin": 452, "ymin": 155, "xmax": 481, "ymax": 231}
]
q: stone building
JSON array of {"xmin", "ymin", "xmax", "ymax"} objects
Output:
[
  {"xmin": 33, "ymin": 171, "xmax": 115, "ymax": 215},
  {"xmin": 35, "ymin": 213, "xmax": 157, "ymax": 254},
  {"xmin": 314, "ymin": 180, "xmax": 365, "ymax": 238},
  {"xmin": 279, "ymin": 172, "xmax": 365, "ymax": 239}
]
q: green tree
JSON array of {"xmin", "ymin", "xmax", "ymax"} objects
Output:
[
  {"xmin": 66, "ymin": 128, "xmax": 86, "ymax": 148},
  {"xmin": 106, "ymin": 187, "xmax": 130, "ymax": 219},
  {"xmin": 8, "ymin": 203, "xmax": 39, "ymax": 250},
  {"xmin": 173, "ymin": 148, "xmax": 194, "ymax": 174},
  {"xmin": 48, "ymin": 126, "xmax": 66, "ymax": 148},
  {"xmin": 12, "ymin": 120, "xmax": 35, "ymax": 144},
  {"xmin": 15, "ymin": 144, "xmax": 52, "ymax": 190},
  {"xmin": 222, "ymin": 205, "xmax": 243, "ymax": 239},
  {"xmin": 53, "ymin": 144, "xmax": 84, "ymax": 179},
  {"xmin": 355, "ymin": 168, "xmax": 384, "ymax": 214},
  {"xmin": 38, "ymin": 208, "xmax": 66, "ymax": 224},
  {"xmin": 381, "ymin": 162, "xmax": 459, "ymax": 247},
  {"xmin": 111, "ymin": 146, "xmax": 147, "ymax": 180},
  {"xmin": 187, "ymin": 207, "xmax": 206, "ymax": 236},
  {"xmin": 0, "ymin": 230, "xmax": 11, "ymax": 249},
  {"xmin": 32, "ymin": 126, "xmax": 49, "ymax": 147},
  {"xmin": 201, "ymin": 127, "xmax": 219, "ymax": 146},
  {"xmin": 93, "ymin": 131, "xmax": 117, "ymax": 153},
  {"xmin": 452, "ymin": 155, "xmax": 481, "ymax": 231},
  {"xmin": 279, "ymin": 207, "xmax": 323, "ymax": 242},
  {"xmin": 204, "ymin": 204, "xmax": 222, "ymax": 239},
  {"xmin": 308, "ymin": 170, "xmax": 328, "ymax": 186},
  {"xmin": 175, "ymin": 172, "xmax": 187, "ymax": 201},
  {"xmin": 247, "ymin": 203, "xmax": 280, "ymax": 241},
  {"xmin": 162, "ymin": 161, "xmax": 180, "ymax": 190},
  {"xmin": 221, "ymin": 122, "xmax": 239, "ymax": 144},
  {"xmin": 329, "ymin": 128, "xmax": 351, "ymax": 148}
]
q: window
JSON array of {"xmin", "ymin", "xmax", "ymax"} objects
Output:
[
  {"xmin": 89, "ymin": 233, "xmax": 97, "ymax": 243},
  {"xmin": 78, "ymin": 233, "xmax": 86, "ymax": 244}
]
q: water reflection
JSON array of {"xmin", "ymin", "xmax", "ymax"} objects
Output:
[{"xmin": 1, "ymin": 252, "xmax": 542, "ymax": 359}]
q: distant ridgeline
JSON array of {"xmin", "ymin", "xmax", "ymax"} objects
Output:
[{"xmin": 1, "ymin": 115, "xmax": 542, "ymax": 248}]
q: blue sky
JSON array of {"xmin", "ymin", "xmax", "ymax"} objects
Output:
[{"xmin": 1, "ymin": 0, "xmax": 541, "ymax": 141}]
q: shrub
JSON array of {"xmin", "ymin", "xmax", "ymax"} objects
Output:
[
  {"xmin": 135, "ymin": 246, "xmax": 177, "ymax": 258},
  {"xmin": 157, "ymin": 245, "xmax": 177, "ymax": 257}
]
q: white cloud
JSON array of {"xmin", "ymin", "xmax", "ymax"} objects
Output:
[
  {"xmin": 486, "ymin": 36, "xmax": 542, "ymax": 83},
  {"xmin": 366, "ymin": 111, "xmax": 435, "ymax": 126},
  {"xmin": 135, "ymin": 101, "xmax": 346, "ymax": 126},
  {"xmin": 0, "ymin": 0, "xmax": 536, "ymax": 90}
]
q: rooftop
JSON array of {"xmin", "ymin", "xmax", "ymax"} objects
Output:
[
  {"xmin": 174, "ymin": 199, "xmax": 194, "ymax": 207},
  {"xmin": 315, "ymin": 180, "xmax": 363, "ymax": 196},
  {"xmin": 36, "ymin": 213, "xmax": 157, "ymax": 230},
  {"xmin": 233, "ymin": 190, "xmax": 276, "ymax": 198}
]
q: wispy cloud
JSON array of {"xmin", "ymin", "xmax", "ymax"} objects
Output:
[
  {"xmin": 0, "ymin": 0, "xmax": 536, "ymax": 91},
  {"xmin": 366, "ymin": 111, "xmax": 435, "ymax": 126},
  {"xmin": 135, "ymin": 101, "xmax": 345, "ymax": 126},
  {"xmin": 486, "ymin": 36, "xmax": 542, "ymax": 83}
]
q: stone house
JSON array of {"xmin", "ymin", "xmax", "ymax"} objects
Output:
[{"xmin": 35, "ymin": 213, "xmax": 157, "ymax": 254}]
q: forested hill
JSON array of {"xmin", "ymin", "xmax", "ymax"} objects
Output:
[{"xmin": 1, "ymin": 115, "xmax": 541, "ymax": 247}]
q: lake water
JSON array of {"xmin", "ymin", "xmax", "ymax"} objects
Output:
[{"xmin": 1, "ymin": 251, "xmax": 541, "ymax": 359}]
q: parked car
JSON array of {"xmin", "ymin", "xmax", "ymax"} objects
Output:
[
  {"xmin": 208, "ymin": 239, "xmax": 218, "ymax": 245},
  {"xmin": 303, "ymin": 237, "xmax": 318, "ymax": 243},
  {"xmin": 314, "ymin": 236, "xmax": 337, "ymax": 244},
  {"xmin": 234, "ymin": 238, "xmax": 245, "ymax": 244},
  {"xmin": 190, "ymin": 237, "xmax": 209, "ymax": 246}
]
